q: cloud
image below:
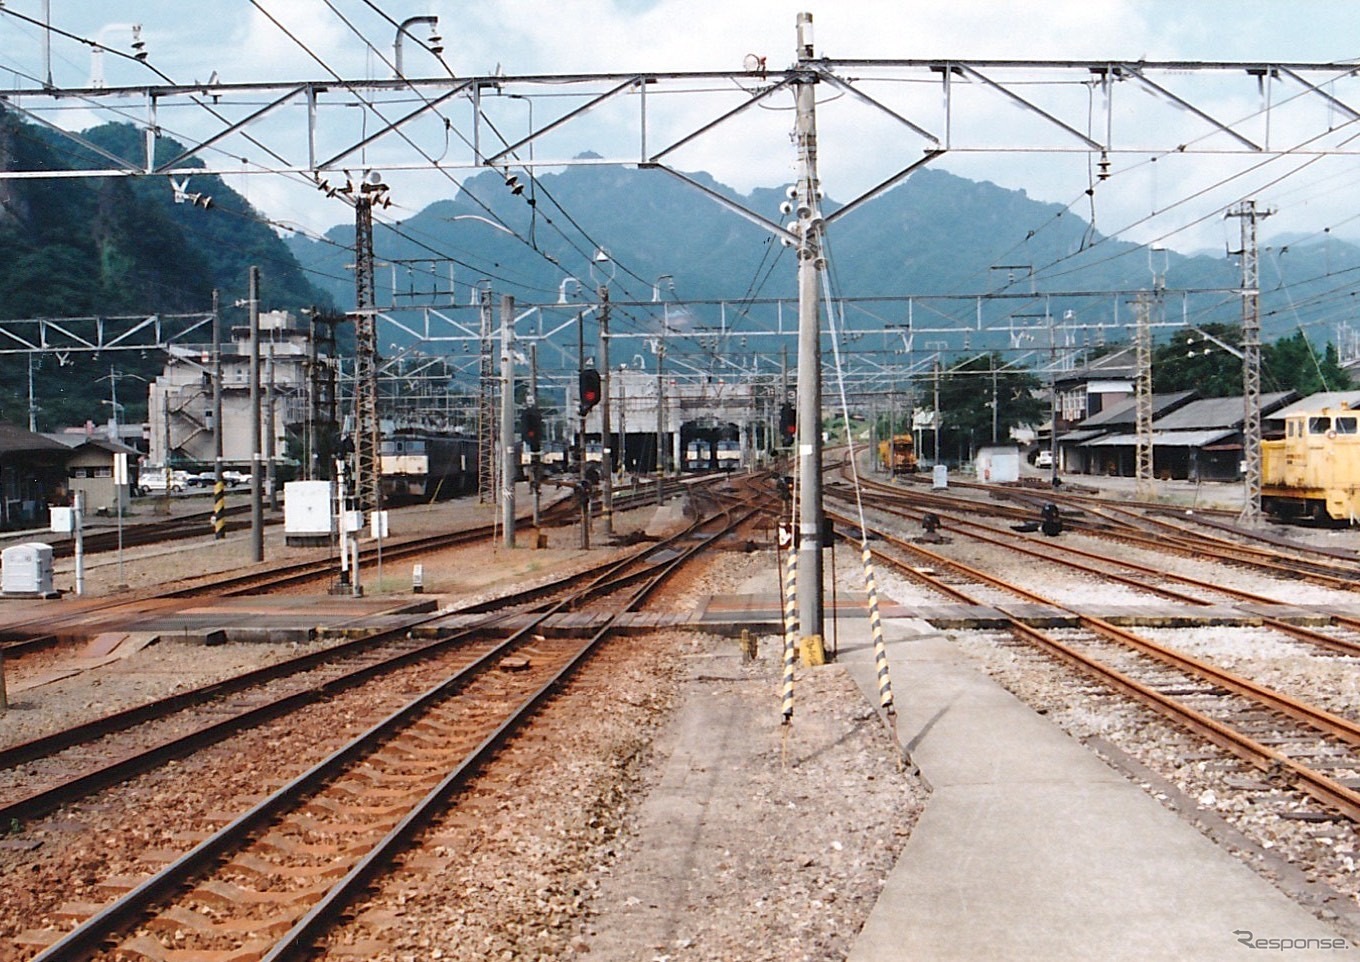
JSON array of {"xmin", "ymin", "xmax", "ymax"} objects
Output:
[{"xmin": 18, "ymin": 0, "xmax": 1360, "ymax": 247}]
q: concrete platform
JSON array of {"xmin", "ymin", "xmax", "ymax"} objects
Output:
[{"xmin": 834, "ymin": 616, "xmax": 1354, "ymax": 961}]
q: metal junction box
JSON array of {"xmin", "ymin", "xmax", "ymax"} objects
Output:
[
  {"xmin": 2, "ymin": 542, "xmax": 55, "ymax": 596},
  {"xmin": 284, "ymin": 480, "xmax": 336, "ymax": 546}
]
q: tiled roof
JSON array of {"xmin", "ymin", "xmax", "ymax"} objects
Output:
[{"xmin": 0, "ymin": 422, "xmax": 75, "ymax": 455}]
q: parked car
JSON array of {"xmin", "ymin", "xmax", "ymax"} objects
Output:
[
  {"xmin": 187, "ymin": 470, "xmax": 246, "ymax": 488},
  {"xmin": 137, "ymin": 470, "xmax": 187, "ymax": 495},
  {"xmin": 1034, "ymin": 449, "xmax": 1054, "ymax": 468}
]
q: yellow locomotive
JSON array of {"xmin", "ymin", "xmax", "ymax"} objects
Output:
[
  {"xmin": 877, "ymin": 434, "xmax": 918, "ymax": 475},
  {"xmin": 1261, "ymin": 405, "xmax": 1360, "ymax": 523}
]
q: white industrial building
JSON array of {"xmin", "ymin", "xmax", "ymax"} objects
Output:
[{"xmin": 147, "ymin": 310, "xmax": 324, "ymax": 471}]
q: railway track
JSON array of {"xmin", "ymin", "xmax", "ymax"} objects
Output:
[
  {"xmin": 0, "ymin": 475, "xmax": 726, "ymax": 660},
  {"xmin": 829, "ymin": 485, "xmax": 1360, "ymax": 660},
  {"xmin": 0, "ymin": 479, "xmax": 765, "ymax": 825},
  {"xmin": 843, "ymin": 472, "xmax": 1360, "ymax": 590},
  {"xmin": 832, "ymin": 503, "xmax": 1360, "ymax": 828},
  {"xmin": 9, "ymin": 481, "xmax": 766, "ymax": 960},
  {"xmin": 12, "ymin": 504, "xmax": 259, "ymax": 561}
]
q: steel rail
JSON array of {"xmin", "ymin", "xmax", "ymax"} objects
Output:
[
  {"xmin": 26, "ymin": 481, "xmax": 759, "ymax": 961},
  {"xmin": 0, "ymin": 482, "xmax": 756, "ymax": 823},
  {"xmin": 853, "ymin": 522, "xmax": 1360, "ymax": 823},
  {"xmin": 0, "ymin": 524, "xmax": 683, "ymax": 821},
  {"xmin": 836, "ymin": 489, "xmax": 1360, "ymax": 657},
  {"xmin": 898, "ymin": 469, "xmax": 1360, "ymax": 580},
  {"xmin": 853, "ymin": 472, "xmax": 1360, "ymax": 589}
]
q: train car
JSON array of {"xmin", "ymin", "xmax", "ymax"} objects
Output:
[
  {"xmin": 521, "ymin": 441, "xmax": 570, "ymax": 475},
  {"xmin": 684, "ymin": 440, "xmax": 710, "ymax": 471},
  {"xmin": 877, "ymin": 434, "xmax": 918, "ymax": 475},
  {"xmin": 542, "ymin": 442, "xmax": 569, "ymax": 474},
  {"xmin": 1261, "ymin": 406, "xmax": 1360, "ymax": 523},
  {"xmin": 380, "ymin": 431, "xmax": 478, "ymax": 502},
  {"xmin": 716, "ymin": 439, "xmax": 742, "ymax": 471}
]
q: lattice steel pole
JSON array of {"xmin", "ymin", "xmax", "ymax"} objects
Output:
[
  {"xmin": 1134, "ymin": 292, "xmax": 1154, "ymax": 500},
  {"xmin": 477, "ymin": 289, "xmax": 496, "ymax": 504},
  {"xmin": 1229, "ymin": 200, "xmax": 1268, "ymax": 524},
  {"xmin": 351, "ymin": 181, "xmax": 385, "ymax": 515}
]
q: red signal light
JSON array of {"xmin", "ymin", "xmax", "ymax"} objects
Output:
[
  {"xmin": 779, "ymin": 402, "xmax": 796, "ymax": 445},
  {"xmin": 579, "ymin": 369, "xmax": 602, "ymax": 414}
]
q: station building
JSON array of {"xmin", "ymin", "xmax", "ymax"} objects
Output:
[
  {"xmin": 573, "ymin": 368, "xmax": 775, "ymax": 473},
  {"xmin": 0, "ymin": 423, "xmax": 69, "ymax": 528},
  {"xmin": 1057, "ymin": 390, "xmax": 1299, "ymax": 481},
  {"xmin": 42, "ymin": 432, "xmax": 142, "ymax": 516}
]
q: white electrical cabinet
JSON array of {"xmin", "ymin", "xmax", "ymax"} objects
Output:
[
  {"xmin": 975, "ymin": 445, "xmax": 1022, "ymax": 484},
  {"xmin": 2, "ymin": 542, "xmax": 54, "ymax": 596},
  {"xmin": 284, "ymin": 481, "xmax": 336, "ymax": 546}
]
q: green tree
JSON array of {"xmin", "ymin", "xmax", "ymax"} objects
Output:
[
  {"xmin": 1152, "ymin": 323, "xmax": 1243, "ymax": 396},
  {"xmin": 932, "ymin": 353, "xmax": 1045, "ymax": 463},
  {"xmin": 1263, "ymin": 332, "xmax": 1351, "ymax": 396},
  {"xmin": 1153, "ymin": 324, "xmax": 1352, "ymax": 398}
]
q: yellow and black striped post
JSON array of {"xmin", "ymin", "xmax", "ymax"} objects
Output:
[
  {"xmin": 212, "ymin": 479, "xmax": 226, "ymax": 539},
  {"xmin": 860, "ymin": 541, "xmax": 895, "ymax": 716},
  {"xmin": 863, "ymin": 541, "xmax": 911, "ymax": 771},
  {"xmin": 781, "ymin": 549, "xmax": 799, "ymax": 723}
]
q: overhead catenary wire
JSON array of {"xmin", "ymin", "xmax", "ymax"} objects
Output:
[
  {"xmin": 264, "ymin": 0, "xmax": 685, "ymax": 336},
  {"xmin": 244, "ymin": 0, "xmax": 605, "ymax": 303},
  {"xmin": 0, "ymin": 12, "xmax": 560, "ymax": 305},
  {"xmin": 12, "ymin": 12, "xmax": 1360, "ymax": 383}
]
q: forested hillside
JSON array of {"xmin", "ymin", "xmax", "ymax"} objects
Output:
[{"xmin": 0, "ymin": 112, "xmax": 330, "ymax": 430}]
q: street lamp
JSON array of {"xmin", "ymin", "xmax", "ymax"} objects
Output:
[
  {"xmin": 558, "ymin": 277, "xmax": 582, "ymax": 305},
  {"xmin": 90, "ymin": 23, "xmax": 143, "ymax": 89},
  {"xmin": 591, "ymin": 248, "xmax": 616, "ymax": 287},
  {"xmin": 445, "ymin": 213, "xmax": 515, "ymax": 236},
  {"xmin": 97, "ymin": 367, "xmax": 144, "ymax": 445},
  {"xmin": 394, "ymin": 16, "xmax": 442, "ymax": 78}
]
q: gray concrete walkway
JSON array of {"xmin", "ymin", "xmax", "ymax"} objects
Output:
[{"xmin": 833, "ymin": 616, "xmax": 1352, "ymax": 961}]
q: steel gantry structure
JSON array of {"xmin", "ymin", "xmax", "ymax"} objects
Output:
[{"xmin": 6, "ymin": 10, "xmax": 1360, "ymax": 632}]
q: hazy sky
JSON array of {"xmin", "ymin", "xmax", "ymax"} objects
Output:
[{"xmin": 4, "ymin": 1, "xmax": 1360, "ymax": 252}]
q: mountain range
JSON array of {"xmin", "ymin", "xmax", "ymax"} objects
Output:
[
  {"xmin": 1, "ymin": 106, "xmax": 1357, "ymax": 428},
  {"xmin": 287, "ymin": 160, "xmax": 1360, "ymax": 357}
]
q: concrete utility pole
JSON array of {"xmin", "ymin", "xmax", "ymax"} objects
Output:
[
  {"xmin": 932, "ymin": 358, "xmax": 941, "ymax": 471},
  {"xmin": 990, "ymin": 356, "xmax": 999, "ymax": 445},
  {"xmin": 793, "ymin": 11, "xmax": 827, "ymax": 644},
  {"xmin": 266, "ymin": 346, "xmax": 278, "ymax": 511},
  {"xmin": 477, "ymin": 288, "xmax": 495, "ymax": 504},
  {"xmin": 578, "ymin": 310, "xmax": 591, "ymax": 549},
  {"xmin": 500, "ymin": 294, "xmax": 516, "ymax": 548},
  {"xmin": 1229, "ymin": 200, "xmax": 1269, "ymax": 524},
  {"xmin": 1046, "ymin": 319, "xmax": 1060, "ymax": 487},
  {"xmin": 248, "ymin": 266, "xmax": 264, "ymax": 563},
  {"xmin": 529, "ymin": 343, "xmax": 541, "ymax": 527},
  {"xmin": 599, "ymin": 287, "xmax": 614, "ymax": 537},
  {"xmin": 656, "ymin": 322, "xmax": 666, "ymax": 507},
  {"xmin": 212, "ymin": 289, "xmax": 225, "ymax": 539}
]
